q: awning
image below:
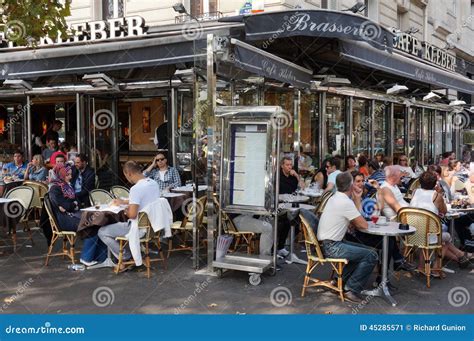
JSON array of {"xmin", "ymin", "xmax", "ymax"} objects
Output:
[
  {"xmin": 340, "ymin": 40, "xmax": 474, "ymax": 94},
  {"xmin": 230, "ymin": 38, "xmax": 313, "ymax": 88},
  {"xmin": 0, "ymin": 36, "xmax": 206, "ymax": 80},
  {"xmin": 242, "ymin": 10, "xmax": 394, "ymax": 51}
]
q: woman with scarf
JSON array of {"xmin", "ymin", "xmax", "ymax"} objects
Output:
[{"xmin": 49, "ymin": 164, "xmax": 107, "ymax": 266}]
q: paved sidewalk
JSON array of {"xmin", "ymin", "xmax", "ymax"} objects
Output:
[{"xmin": 0, "ymin": 229, "xmax": 472, "ymax": 314}]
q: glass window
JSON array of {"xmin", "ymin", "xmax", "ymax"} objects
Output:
[
  {"xmin": 434, "ymin": 111, "xmax": 443, "ymax": 163},
  {"xmin": 423, "ymin": 109, "xmax": 435, "ymax": 165},
  {"xmin": 300, "ymin": 93, "xmax": 319, "ymax": 170},
  {"xmin": 103, "ymin": 0, "xmax": 124, "ymax": 19},
  {"xmin": 373, "ymin": 101, "xmax": 389, "ymax": 157},
  {"xmin": 393, "ymin": 104, "xmax": 405, "ymax": 160},
  {"xmin": 446, "ymin": 113, "xmax": 453, "ymax": 152},
  {"xmin": 264, "ymin": 90, "xmax": 294, "ymax": 153},
  {"xmin": 325, "ymin": 95, "xmax": 346, "ymax": 158},
  {"xmin": 352, "ymin": 99, "xmax": 370, "ymax": 157},
  {"xmin": 407, "ymin": 107, "xmax": 420, "ymax": 166}
]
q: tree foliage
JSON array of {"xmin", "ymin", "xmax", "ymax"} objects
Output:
[{"xmin": 0, "ymin": 0, "xmax": 71, "ymax": 46}]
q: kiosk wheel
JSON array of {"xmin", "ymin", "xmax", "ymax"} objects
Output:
[
  {"xmin": 249, "ymin": 273, "xmax": 261, "ymax": 286},
  {"xmin": 216, "ymin": 268, "xmax": 223, "ymax": 279}
]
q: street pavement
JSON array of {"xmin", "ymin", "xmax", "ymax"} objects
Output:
[{"xmin": 0, "ymin": 228, "xmax": 472, "ymax": 314}]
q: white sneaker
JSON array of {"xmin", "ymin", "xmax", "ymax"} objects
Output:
[
  {"xmin": 277, "ymin": 248, "xmax": 290, "ymax": 257},
  {"xmin": 80, "ymin": 259, "xmax": 98, "ymax": 267}
]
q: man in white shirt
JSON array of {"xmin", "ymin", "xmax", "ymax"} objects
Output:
[
  {"xmin": 98, "ymin": 161, "xmax": 160, "ymax": 266},
  {"xmin": 324, "ymin": 157, "xmax": 342, "ymax": 194},
  {"xmin": 318, "ymin": 172, "xmax": 378, "ymax": 303}
]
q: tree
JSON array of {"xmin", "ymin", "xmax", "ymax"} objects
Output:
[{"xmin": 0, "ymin": 0, "xmax": 71, "ymax": 46}]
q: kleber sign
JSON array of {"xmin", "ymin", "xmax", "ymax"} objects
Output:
[{"xmin": 1, "ymin": 16, "xmax": 147, "ymax": 48}]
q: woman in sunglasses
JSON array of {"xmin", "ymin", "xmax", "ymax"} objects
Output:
[{"xmin": 143, "ymin": 152, "xmax": 181, "ymax": 192}]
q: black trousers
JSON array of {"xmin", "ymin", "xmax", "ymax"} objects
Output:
[
  {"xmin": 277, "ymin": 214, "xmax": 300, "ymax": 250},
  {"xmin": 454, "ymin": 214, "xmax": 474, "ymax": 247}
]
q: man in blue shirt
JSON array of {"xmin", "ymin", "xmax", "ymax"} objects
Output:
[
  {"xmin": 365, "ymin": 160, "xmax": 385, "ymax": 198},
  {"xmin": 2, "ymin": 150, "xmax": 27, "ymax": 180}
]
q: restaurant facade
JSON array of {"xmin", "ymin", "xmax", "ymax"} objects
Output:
[{"xmin": 0, "ymin": 9, "xmax": 473, "ymax": 188}]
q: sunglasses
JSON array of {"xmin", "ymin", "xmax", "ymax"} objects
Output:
[{"xmin": 156, "ymin": 158, "xmax": 165, "ymax": 162}]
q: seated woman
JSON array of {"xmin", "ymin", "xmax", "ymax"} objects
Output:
[
  {"xmin": 49, "ymin": 164, "xmax": 107, "ymax": 266},
  {"xmin": 312, "ymin": 158, "xmax": 329, "ymax": 190},
  {"xmin": 410, "ymin": 171, "xmax": 472, "ymax": 275},
  {"xmin": 24, "ymin": 154, "xmax": 48, "ymax": 182}
]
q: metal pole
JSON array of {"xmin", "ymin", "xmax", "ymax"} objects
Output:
[
  {"xmin": 388, "ymin": 103, "xmax": 394, "ymax": 161},
  {"xmin": 171, "ymin": 88, "xmax": 177, "ymax": 168},
  {"xmin": 347, "ymin": 96, "xmax": 353, "ymax": 157},
  {"xmin": 320, "ymin": 92, "xmax": 327, "ymax": 160},
  {"xmin": 206, "ymin": 33, "xmax": 217, "ymax": 272},
  {"xmin": 76, "ymin": 93, "xmax": 81, "ymax": 153},
  {"xmin": 192, "ymin": 69, "xmax": 199, "ymax": 270},
  {"xmin": 370, "ymin": 99, "xmax": 375, "ymax": 159},
  {"xmin": 293, "ymin": 90, "xmax": 300, "ymax": 155},
  {"xmin": 26, "ymin": 96, "xmax": 32, "ymax": 161}
]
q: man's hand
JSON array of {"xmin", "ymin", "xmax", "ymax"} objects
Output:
[
  {"xmin": 368, "ymin": 179, "xmax": 380, "ymax": 189},
  {"xmin": 59, "ymin": 206, "xmax": 66, "ymax": 213},
  {"xmin": 289, "ymin": 169, "xmax": 299, "ymax": 178}
]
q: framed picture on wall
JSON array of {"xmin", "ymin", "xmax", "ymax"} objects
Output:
[{"xmin": 142, "ymin": 107, "xmax": 150, "ymax": 133}]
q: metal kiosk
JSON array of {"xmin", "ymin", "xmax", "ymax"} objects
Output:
[{"xmin": 213, "ymin": 106, "xmax": 282, "ymax": 285}]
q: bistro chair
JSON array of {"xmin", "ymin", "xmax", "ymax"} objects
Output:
[
  {"xmin": 23, "ymin": 180, "xmax": 48, "ymax": 223},
  {"xmin": 4, "ymin": 185, "xmax": 34, "ymax": 249},
  {"xmin": 219, "ymin": 203, "xmax": 258, "ymax": 254},
  {"xmin": 397, "ymin": 207, "xmax": 443, "ymax": 288},
  {"xmin": 314, "ymin": 191, "xmax": 334, "ymax": 217},
  {"xmin": 110, "ymin": 185, "xmax": 130, "ymax": 199},
  {"xmin": 404, "ymin": 178, "xmax": 420, "ymax": 202},
  {"xmin": 89, "ymin": 189, "xmax": 114, "ymax": 206},
  {"xmin": 299, "ymin": 214, "xmax": 348, "ymax": 302},
  {"xmin": 43, "ymin": 193, "xmax": 77, "ymax": 266},
  {"xmin": 115, "ymin": 212, "xmax": 166, "ymax": 278},
  {"xmin": 168, "ymin": 196, "xmax": 207, "ymax": 258}
]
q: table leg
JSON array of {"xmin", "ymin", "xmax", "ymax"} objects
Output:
[
  {"xmin": 361, "ymin": 235, "xmax": 397, "ymax": 306},
  {"xmin": 285, "ymin": 223, "xmax": 307, "ymax": 265}
]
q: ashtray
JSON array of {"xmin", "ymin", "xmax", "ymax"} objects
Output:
[{"xmin": 399, "ymin": 223, "xmax": 409, "ymax": 230}]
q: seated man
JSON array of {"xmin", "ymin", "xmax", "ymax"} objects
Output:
[
  {"xmin": 365, "ymin": 160, "xmax": 385, "ymax": 198},
  {"xmin": 98, "ymin": 161, "xmax": 160, "ymax": 267},
  {"xmin": 143, "ymin": 152, "xmax": 181, "ymax": 191},
  {"xmin": 71, "ymin": 154, "xmax": 96, "ymax": 207},
  {"xmin": 318, "ymin": 172, "xmax": 378, "ymax": 303},
  {"xmin": 2, "ymin": 150, "xmax": 27, "ymax": 180},
  {"xmin": 323, "ymin": 157, "xmax": 342, "ymax": 194},
  {"xmin": 277, "ymin": 156, "xmax": 305, "ymax": 257},
  {"xmin": 376, "ymin": 165, "xmax": 414, "ymax": 271}
]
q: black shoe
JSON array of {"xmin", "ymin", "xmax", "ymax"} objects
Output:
[
  {"xmin": 344, "ymin": 291, "xmax": 363, "ymax": 303},
  {"xmin": 458, "ymin": 256, "xmax": 470, "ymax": 269},
  {"xmin": 394, "ymin": 261, "xmax": 416, "ymax": 272}
]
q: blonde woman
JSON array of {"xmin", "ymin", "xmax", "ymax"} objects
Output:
[{"xmin": 24, "ymin": 154, "xmax": 48, "ymax": 182}]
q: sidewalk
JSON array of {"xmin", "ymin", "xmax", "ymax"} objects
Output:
[{"xmin": 0, "ymin": 228, "xmax": 472, "ymax": 314}]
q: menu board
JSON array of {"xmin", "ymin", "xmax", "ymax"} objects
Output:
[{"xmin": 230, "ymin": 124, "xmax": 267, "ymax": 207}]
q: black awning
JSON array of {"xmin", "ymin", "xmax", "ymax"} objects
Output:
[
  {"xmin": 0, "ymin": 37, "xmax": 206, "ymax": 80},
  {"xmin": 231, "ymin": 39, "xmax": 313, "ymax": 88},
  {"xmin": 340, "ymin": 40, "xmax": 474, "ymax": 94},
  {"xmin": 243, "ymin": 10, "xmax": 394, "ymax": 51}
]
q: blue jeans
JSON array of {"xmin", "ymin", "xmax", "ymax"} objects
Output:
[
  {"xmin": 80, "ymin": 235, "xmax": 107, "ymax": 263},
  {"xmin": 322, "ymin": 240, "xmax": 378, "ymax": 294}
]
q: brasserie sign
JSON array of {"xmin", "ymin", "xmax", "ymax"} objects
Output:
[{"xmin": 1, "ymin": 16, "xmax": 147, "ymax": 48}]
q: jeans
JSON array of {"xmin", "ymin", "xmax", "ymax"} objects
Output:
[
  {"xmin": 233, "ymin": 215, "xmax": 273, "ymax": 256},
  {"xmin": 299, "ymin": 209, "xmax": 319, "ymax": 235},
  {"xmin": 80, "ymin": 235, "xmax": 107, "ymax": 263},
  {"xmin": 346, "ymin": 232, "xmax": 403, "ymax": 268},
  {"xmin": 98, "ymin": 221, "xmax": 131, "ymax": 260},
  {"xmin": 322, "ymin": 240, "xmax": 378, "ymax": 294}
]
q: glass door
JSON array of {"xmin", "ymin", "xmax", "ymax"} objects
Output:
[{"xmin": 87, "ymin": 96, "xmax": 118, "ymax": 190}]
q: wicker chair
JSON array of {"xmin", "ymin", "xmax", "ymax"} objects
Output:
[
  {"xmin": 299, "ymin": 214, "xmax": 348, "ymax": 302},
  {"xmin": 397, "ymin": 207, "xmax": 443, "ymax": 288},
  {"xmin": 314, "ymin": 191, "xmax": 334, "ymax": 217},
  {"xmin": 168, "ymin": 196, "xmax": 207, "ymax": 258},
  {"xmin": 404, "ymin": 178, "xmax": 420, "ymax": 202},
  {"xmin": 115, "ymin": 212, "xmax": 167, "ymax": 278},
  {"xmin": 43, "ymin": 193, "xmax": 77, "ymax": 266},
  {"xmin": 89, "ymin": 189, "xmax": 114, "ymax": 206},
  {"xmin": 23, "ymin": 180, "xmax": 48, "ymax": 222},
  {"xmin": 5, "ymin": 186, "xmax": 34, "ymax": 249},
  {"xmin": 220, "ymin": 206, "xmax": 258, "ymax": 254},
  {"xmin": 110, "ymin": 185, "xmax": 130, "ymax": 199}
]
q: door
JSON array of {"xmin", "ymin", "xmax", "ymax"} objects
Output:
[{"xmin": 86, "ymin": 96, "xmax": 118, "ymax": 190}]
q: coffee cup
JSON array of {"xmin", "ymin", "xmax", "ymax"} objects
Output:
[{"xmin": 377, "ymin": 216, "xmax": 387, "ymax": 225}]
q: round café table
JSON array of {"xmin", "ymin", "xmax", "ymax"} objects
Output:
[
  {"xmin": 359, "ymin": 221, "xmax": 416, "ymax": 307},
  {"xmin": 0, "ymin": 198, "xmax": 26, "ymax": 252}
]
